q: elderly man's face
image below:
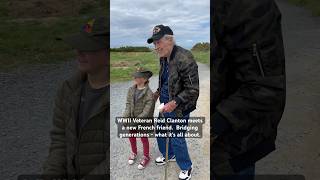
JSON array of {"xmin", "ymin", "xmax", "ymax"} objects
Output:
[
  {"xmin": 76, "ymin": 49, "xmax": 108, "ymax": 74},
  {"xmin": 153, "ymin": 37, "xmax": 174, "ymax": 58}
]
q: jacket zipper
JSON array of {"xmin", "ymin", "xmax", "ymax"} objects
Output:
[
  {"xmin": 253, "ymin": 43, "xmax": 265, "ymax": 77},
  {"xmin": 76, "ymin": 127, "xmax": 82, "ymax": 177},
  {"xmin": 159, "ymin": 59, "xmax": 164, "ymax": 93},
  {"xmin": 188, "ymin": 75, "xmax": 193, "ymax": 85},
  {"xmin": 167, "ymin": 59, "xmax": 171, "ymax": 101}
]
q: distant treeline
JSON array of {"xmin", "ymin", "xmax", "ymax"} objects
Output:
[
  {"xmin": 287, "ymin": 0, "xmax": 320, "ymax": 16},
  {"xmin": 111, "ymin": 46, "xmax": 152, "ymax": 52},
  {"xmin": 111, "ymin": 42, "xmax": 210, "ymax": 52},
  {"xmin": 191, "ymin": 42, "xmax": 210, "ymax": 51}
]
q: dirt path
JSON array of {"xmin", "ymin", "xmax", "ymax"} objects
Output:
[
  {"xmin": 110, "ymin": 63, "xmax": 210, "ymax": 180},
  {"xmin": 256, "ymin": 1, "xmax": 320, "ymax": 179}
]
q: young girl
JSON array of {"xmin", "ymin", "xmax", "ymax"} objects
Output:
[{"xmin": 123, "ymin": 67, "xmax": 155, "ymax": 169}]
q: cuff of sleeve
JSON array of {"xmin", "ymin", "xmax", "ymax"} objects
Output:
[
  {"xmin": 174, "ymin": 96, "xmax": 183, "ymax": 105},
  {"xmin": 213, "ymin": 112, "xmax": 230, "ymax": 136}
]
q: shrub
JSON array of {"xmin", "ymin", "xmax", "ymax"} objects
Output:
[{"xmin": 191, "ymin": 42, "xmax": 210, "ymax": 51}]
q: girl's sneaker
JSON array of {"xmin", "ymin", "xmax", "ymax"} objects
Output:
[
  {"xmin": 137, "ymin": 156, "xmax": 150, "ymax": 170},
  {"xmin": 128, "ymin": 153, "xmax": 137, "ymax": 165}
]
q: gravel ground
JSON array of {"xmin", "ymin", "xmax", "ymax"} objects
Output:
[
  {"xmin": 0, "ymin": 61, "xmax": 77, "ymax": 180},
  {"xmin": 110, "ymin": 63, "xmax": 210, "ymax": 180}
]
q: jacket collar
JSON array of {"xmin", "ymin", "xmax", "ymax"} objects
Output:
[
  {"xmin": 87, "ymin": 89, "xmax": 108, "ymax": 121},
  {"xmin": 169, "ymin": 45, "xmax": 177, "ymax": 61},
  {"xmin": 66, "ymin": 71, "xmax": 87, "ymax": 93},
  {"xmin": 131, "ymin": 84, "xmax": 149, "ymax": 101},
  {"xmin": 159, "ymin": 45, "xmax": 178, "ymax": 63},
  {"xmin": 65, "ymin": 72, "xmax": 86, "ymax": 121},
  {"xmin": 66, "ymin": 72, "xmax": 108, "ymax": 129}
]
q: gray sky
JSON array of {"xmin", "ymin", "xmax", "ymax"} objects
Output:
[{"xmin": 111, "ymin": 0, "xmax": 210, "ymax": 49}]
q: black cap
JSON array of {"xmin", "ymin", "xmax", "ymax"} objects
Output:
[
  {"xmin": 132, "ymin": 67, "xmax": 153, "ymax": 79},
  {"xmin": 147, "ymin": 25, "xmax": 173, "ymax": 44},
  {"xmin": 59, "ymin": 16, "xmax": 109, "ymax": 51}
]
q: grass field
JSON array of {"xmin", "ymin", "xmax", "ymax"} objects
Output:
[
  {"xmin": 111, "ymin": 51, "xmax": 209, "ymax": 82},
  {"xmin": 0, "ymin": 0, "xmax": 210, "ymax": 83},
  {"xmin": 192, "ymin": 51, "xmax": 210, "ymax": 65},
  {"xmin": 287, "ymin": 0, "xmax": 320, "ymax": 16},
  {"xmin": 0, "ymin": 0, "xmax": 107, "ymax": 71},
  {"xmin": 0, "ymin": 17, "xmax": 86, "ymax": 70}
]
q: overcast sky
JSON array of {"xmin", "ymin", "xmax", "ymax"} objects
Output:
[{"xmin": 110, "ymin": 0, "xmax": 210, "ymax": 49}]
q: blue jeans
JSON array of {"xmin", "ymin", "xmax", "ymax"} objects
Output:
[{"xmin": 156, "ymin": 111, "xmax": 192, "ymax": 170}]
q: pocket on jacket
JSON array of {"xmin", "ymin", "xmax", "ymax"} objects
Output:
[
  {"xmin": 252, "ymin": 39, "xmax": 284, "ymax": 77},
  {"xmin": 252, "ymin": 43, "xmax": 265, "ymax": 77}
]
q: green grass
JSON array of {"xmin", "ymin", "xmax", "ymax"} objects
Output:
[
  {"xmin": 287, "ymin": 0, "xmax": 320, "ymax": 16},
  {"xmin": 0, "ymin": 1, "xmax": 8, "ymax": 17},
  {"xmin": 192, "ymin": 51, "xmax": 210, "ymax": 65},
  {"xmin": 111, "ymin": 52, "xmax": 159, "ymax": 82},
  {"xmin": 0, "ymin": 17, "xmax": 88, "ymax": 71},
  {"xmin": 0, "ymin": 0, "xmax": 107, "ymax": 71},
  {"xmin": 111, "ymin": 50, "xmax": 209, "ymax": 82}
]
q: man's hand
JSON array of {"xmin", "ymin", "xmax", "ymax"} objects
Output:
[
  {"xmin": 153, "ymin": 91, "xmax": 160, "ymax": 101},
  {"xmin": 163, "ymin": 100, "xmax": 177, "ymax": 113}
]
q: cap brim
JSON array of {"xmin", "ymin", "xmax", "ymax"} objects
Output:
[
  {"xmin": 132, "ymin": 72, "xmax": 144, "ymax": 78},
  {"xmin": 62, "ymin": 33, "xmax": 107, "ymax": 51},
  {"xmin": 132, "ymin": 71, "xmax": 153, "ymax": 79},
  {"xmin": 147, "ymin": 34, "xmax": 163, "ymax": 44}
]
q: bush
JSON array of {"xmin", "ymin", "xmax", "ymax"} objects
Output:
[
  {"xmin": 111, "ymin": 46, "xmax": 152, "ymax": 52},
  {"xmin": 288, "ymin": 0, "xmax": 320, "ymax": 16},
  {"xmin": 191, "ymin": 42, "xmax": 210, "ymax": 51},
  {"xmin": 6, "ymin": 0, "xmax": 106, "ymax": 18}
]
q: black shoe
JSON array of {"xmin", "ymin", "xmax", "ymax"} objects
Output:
[
  {"xmin": 155, "ymin": 155, "xmax": 176, "ymax": 166},
  {"xmin": 179, "ymin": 167, "xmax": 192, "ymax": 180}
]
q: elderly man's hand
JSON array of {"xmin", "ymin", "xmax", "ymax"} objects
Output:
[{"xmin": 163, "ymin": 100, "xmax": 177, "ymax": 113}]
